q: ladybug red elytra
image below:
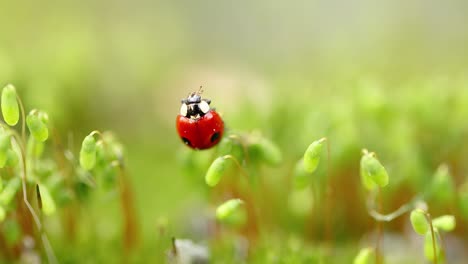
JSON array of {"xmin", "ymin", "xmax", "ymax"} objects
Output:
[{"xmin": 176, "ymin": 88, "xmax": 224, "ymax": 150}]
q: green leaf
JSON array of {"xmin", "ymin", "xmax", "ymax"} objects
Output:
[
  {"xmin": 410, "ymin": 209, "xmax": 429, "ymax": 235},
  {"xmin": 303, "ymin": 138, "xmax": 325, "ymax": 173},
  {"xmin": 353, "ymin": 247, "xmax": 375, "ymax": 264},
  {"xmin": 432, "ymin": 215, "xmax": 456, "ymax": 232},
  {"xmin": 38, "ymin": 184, "xmax": 56, "ymax": 216},
  {"xmin": 26, "ymin": 110, "xmax": 49, "ymax": 142},
  {"xmin": 80, "ymin": 134, "xmax": 97, "ymax": 170},
  {"xmin": 1, "ymin": 84, "xmax": 19, "ymax": 126},
  {"xmin": 205, "ymin": 156, "xmax": 228, "ymax": 187},
  {"xmin": 216, "ymin": 199, "xmax": 244, "ymax": 222},
  {"xmin": 360, "ymin": 151, "xmax": 389, "ymax": 189}
]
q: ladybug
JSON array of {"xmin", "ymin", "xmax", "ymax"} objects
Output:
[{"xmin": 176, "ymin": 88, "xmax": 224, "ymax": 149}]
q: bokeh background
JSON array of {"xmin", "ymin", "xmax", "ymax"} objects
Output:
[{"xmin": 1, "ymin": 0, "xmax": 468, "ymax": 263}]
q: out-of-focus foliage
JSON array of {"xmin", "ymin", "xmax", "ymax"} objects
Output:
[{"xmin": 1, "ymin": 0, "xmax": 468, "ymax": 263}]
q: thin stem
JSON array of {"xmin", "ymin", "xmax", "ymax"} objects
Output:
[
  {"xmin": 222, "ymin": 155, "xmax": 249, "ymax": 180},
  {"xmin": 228, "ymin": 134, "xmax": 249, "ymax": 165},
  {"xmin": 222, "ymin": 154, "xmax": 260, "ymax": 244},
  {"xmin": 376, "ymin": 187, "xmax": 383, "ymax": 264},
  {"xmin": 16, "ymin": 94, "xmax": 26, "ymax": 143},
  {"xmin": 367, "ymin": 192, "xmax": 420, "ymax": 222},
  {"xmin": 114, "ymin": 161, "xmax": 139, "ymax": 252},
  {"xmin": 11, "ymin": 135, "xmax": 42, "ymax": 230},
  {"xmin": 425, "ymin": 212, "xmax": 438, "ymax": 264},
  {"xmin": 90, "ymin": 130, "xmax": 103, "ymax": 138},
  {"xmin": 7, "ymin": 111, "xmax": 57, "ymax": 263}
]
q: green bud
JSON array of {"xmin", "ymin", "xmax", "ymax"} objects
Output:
[
  {"xmin": 432, "ymin": 215, "xmax": 456, "ymax": 232},
  {"xmin": 26, "ymin": 110, "xmax": 48, "ymax": 142},
  {"xmin": 410, "ymin": 209, "xmax": 429, "ymax": 235},
  {"xmin": 353, "ymin": 247, "xmax": 375, "ymax": 264},
  {"xmin": 0, "ymin": 131, "xmax": 10, "ymax": 168},
  {"xmin": 38, "ymin": 184, "xmax": 56, "ymax": 216},
  {"xmin": 205, "ymin": 156, "xmax": 228, "ymax": 187},
  {"xmin": 430, "ymin": 164, "xmax": 455, "ymax": 203},
  {"xmin": 80, "ymin": 134, "xmax": 97, "ymax": 170},
  {"xmin": 0, "ymin": 177, "xmax": 20, "ymax": 206},
  {"xmin": 216, "ymin": 199, "xmax": 244, "ymax": 222},
  {"xmin": 1, "ymin": 84, "xmax": 19, "ymax": 126},
  {"xmin": 424, "ymin": 230, "xmax": 440, "ymax": 262},
  {"xmin": 39, "ymin": 111, "xmax": 49, "ymax": 124},
  {"xmin": 360, "ymin": 150, "xmax": 388, "ymax": 189},
  {"xmin": 303, "ymin": 138, "xmax": 325, "ymax": 173}
]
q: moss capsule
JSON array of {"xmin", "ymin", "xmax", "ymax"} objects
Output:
[
  {"xmin": 26, "ymin": 111, "xmax": 48, "ymax": 142},
  {"xmin": 432, "ymin": 215, "xmax": 455, "ymax": 232},
  {"xmin": 80, "ymin": 134, "xmax": 97, "ymax": 170},
  {"xmin": 1, "ymin": 84, "xmax": 19, "ymax": 126},
  {"xmin": 303, "ymin": 138, "xmax": 325, "ymax": 173},
  {"xmin": 216, "ymin": 198, "xmax": 244, "ymax": 222},
  {"xmin": 360, "ymin": 151, "xmax": 388, "ymax": 189},
  {"xmin": 205, "ymin": 156, "xmax": 228, "ymax": 187},
  {"xmin": 410, "ymin": 209, "xmax": 429, "ymax": 235}
]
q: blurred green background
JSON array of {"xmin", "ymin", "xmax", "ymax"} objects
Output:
[{"xmin": 1, "ymin": 0, "xmax": 468, "ymax": 263}]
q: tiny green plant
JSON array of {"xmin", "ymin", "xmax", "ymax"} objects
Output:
[
  {"xmin": 216, "ymin": 198, "xmax": 245, "ymax": 223},
  {"xmin": 409, "ymin": 207, "xmax": 456, "ymax": 264},
  {"xmin": 205, "ymin": 156, "xmax": 230, "ymax": 187},
  {"xmin": 0, "ymin": 84, "xmax": 138, "ymax": 262},
  {"xmin": 79, "ymin": 131, "xmax": 98, "ymax": 170},
  {"xmin": 360, "ymin": 149, "xmax": 389, "ymax": 264}
]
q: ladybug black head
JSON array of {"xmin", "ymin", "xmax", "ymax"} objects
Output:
[{"xmin": 180, "ymin": 89, "xmax": 212, "ymax": 119}]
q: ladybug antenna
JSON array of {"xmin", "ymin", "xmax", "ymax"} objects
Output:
[{"xmin": 197, "ymin": 85, "xmax": 204, "ymax": 95}]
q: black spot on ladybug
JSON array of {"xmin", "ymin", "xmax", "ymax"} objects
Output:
[
  {"xmin": 210, "ymin": 132, "xmax": 220, "ymax": 143},
  {"xmin": 181, "ymin": 137, "xmax": 191, "ymax": 146}
]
